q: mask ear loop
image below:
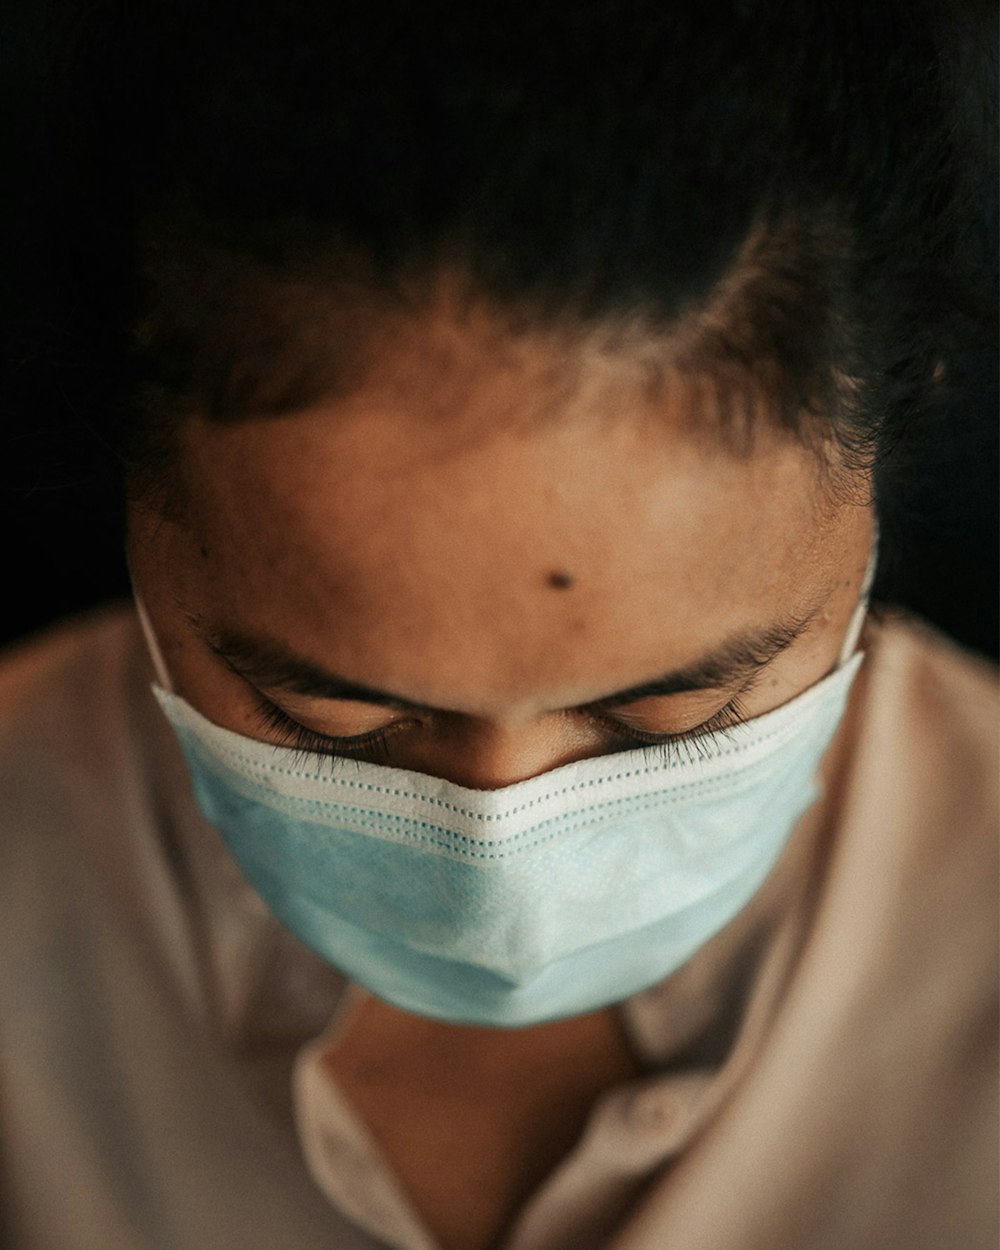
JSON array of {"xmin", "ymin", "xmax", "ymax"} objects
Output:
[
  {"xmin": 835, "ymin": 519, "xmax": 879, "ymax": 669},
  {"xmin": 133, "ymin": 591, "xmax": 176, "ymax": 692}
]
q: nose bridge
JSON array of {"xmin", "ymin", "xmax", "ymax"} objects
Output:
[{"xmin": 422, "ymin": 715, "xmax": 600, "ymax": 790}]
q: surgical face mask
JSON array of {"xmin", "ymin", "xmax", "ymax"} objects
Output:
[{"xmin": 140, "ymin": 564, "xmax": 872, "ymax": 1028}]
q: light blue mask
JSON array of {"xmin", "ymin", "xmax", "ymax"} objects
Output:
[{"xmin": 145, "ymin": 596, "xmax": 867, "ymax": 1027}]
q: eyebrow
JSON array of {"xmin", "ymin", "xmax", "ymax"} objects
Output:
[
  {"xmin": 187, "ymin": 604, "xmax": 823, "ymax": 713},
  {"xmin": 594, "ymin": 614, "xmax": 819, "ymax": 707}
]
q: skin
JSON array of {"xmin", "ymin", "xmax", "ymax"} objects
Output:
[
  {"xmin": 127, "ymin": 299, "xmax": 874, "ymax": 1250},
  {"xmin": 128, "ymin": 304, "xmax": 873, "ymax": 787}
]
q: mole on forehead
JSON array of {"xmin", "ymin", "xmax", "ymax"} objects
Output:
[{"xmin": 546, "ymin": 570, "xmax": 575, "ymax": 590}]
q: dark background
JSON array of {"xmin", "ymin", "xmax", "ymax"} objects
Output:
[{"xmin": 1, "ymin": 4, "xmax": 996, "ymax": 663}]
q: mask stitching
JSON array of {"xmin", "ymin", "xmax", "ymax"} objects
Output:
[
  {"xmin": 196, "ymin": 745, "xmax": 823, "ymax": 858},
  {"xmin": 232, "ymin": 800, "xmax": 802, "ymax": 861},
  {"xmin": 184, "ymin": 710, "xmax": 830, "ymax": 822}
]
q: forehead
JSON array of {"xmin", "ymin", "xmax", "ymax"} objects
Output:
[{"xmin": 143, "ymin": 325, "xmax": 861, "ymax": 713}]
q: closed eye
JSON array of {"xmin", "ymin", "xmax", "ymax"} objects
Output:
[
  {"xmin": 251, "ymin": 695, "xmax": 408, "ymax": 763},
  {"xmin": 590, "ymin": 694, "xmax": 750, "ymax": 764},
  {"xmin": 252, "ymin": 689, "xmax": 752, "ymax": 770}
]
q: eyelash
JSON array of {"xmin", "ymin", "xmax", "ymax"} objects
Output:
[
  {"xmin": 252, "ymin": 696, "xmax": 405, "ymax": 763},
  {"xmin": 251, "ymin": 692, "xmax": 751, "ymax": 768},
  {"xmin": 590, "ymin": 697, "xmax": 750, "ymax": 765}
]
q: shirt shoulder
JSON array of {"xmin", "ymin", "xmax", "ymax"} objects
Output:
[
  {"xmin": 866, "ymin": 607, "xmax": 998, "ymax": 722},
  {"xmin": 855, "ymin": 608, "xmax": 998, "ymax": 845},
  {"xmin": 0, "ymin": 600, "xmax": 151, "ymax": 757},
  {"xmin": 0, "ymin": 602, "xmax": 180, "ymax": 963},
  {"xmin": 826, "ymin": 607, "xmax": 997, "ymax": 1074}
]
